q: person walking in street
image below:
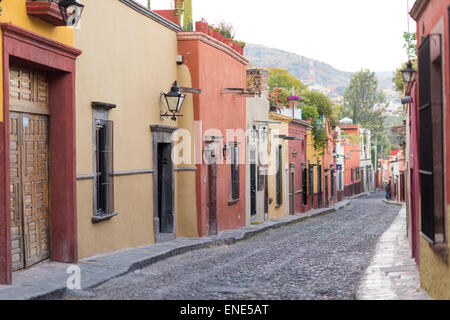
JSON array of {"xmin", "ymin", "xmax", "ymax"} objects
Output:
[{"xmin": 385, "ymin": 181, "xmax": 391, "ymax": 201}]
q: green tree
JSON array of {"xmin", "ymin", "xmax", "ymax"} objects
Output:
[
  {"xmin": 147, "ymin": 0, "xmax": 151, "ymax": 9},
  {"xmin": 343, "ymin": 69, "xmax": 387, "ymax": 158},
  {"xmin": 268, "ymin": 68, "xmax": 308, "ymax": 95},
  {"xmin": 302, "ymin": 90, "xmax": 333, "ymax": 118},
  {"xmin": 343, "ymin": 69, "xmax": 385, "ymax": 125}
]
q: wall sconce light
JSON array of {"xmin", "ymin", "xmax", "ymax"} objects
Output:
[
  {"xmin": 161, "ymin": 81, "xmax": 186, "ymax": 121},
  {"xmin": 260, "ymin": 127, "xmax": 268, "ymax": 142},
  {"xmin": 401, "ymin": 61, "xmax": 417, "ymax": 86},
  {"xmin": 58, "ymin": 0, "xmax": 85, "ymax": 27},
  {"xmin": 249, "ymin": 126, "xmax": 259, "ymax": 143},
  {"xmin": 292, "ymin": 150, "xmax": 298, "ymax": 158}
]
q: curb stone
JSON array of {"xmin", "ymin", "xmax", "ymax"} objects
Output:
[{"xmin": 0, "ymin": 194, "xmax": 368, "ymax": 300}]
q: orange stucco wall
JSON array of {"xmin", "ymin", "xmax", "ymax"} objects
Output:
[{"xmin": 178, "ymin": 33, "xmax": 248, "ymax": 236}]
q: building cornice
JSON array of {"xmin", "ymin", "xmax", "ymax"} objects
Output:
[
  {"xmin": 119, "ymin": 0, "xmax": 183, "ymax": 32},
  {"xmin": 177, "ymin": 32, "xmax": 249, "ymax": 66},
  {"xmin": 0, "ymin": 23, "xmax": 82, "ymax": 60},
  {"xmin": 410, "ymin": 0, "xmax": 429, "ymax": 21},
  {"xmin": 269, "ymin": 112, "xmax": 291, "ymax": 123},
  {"xmin": 291, "ymin": 118, "xmax": 313, "ymax": 129}
]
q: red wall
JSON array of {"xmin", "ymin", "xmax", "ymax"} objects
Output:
[
  {"xmin": 178, "ymin": 33, "xmax": 247, "ymax": 236},
  {"xmin": 323, "ymin": 120, "xmax": 336, "ymax": 206},
  {"xmin": 289, "ymin": 122, "xmax": 307, "ymax": 213},
  {"xmin": 415, "ymin": 0, "xmax": 450, "ymax": 207}
]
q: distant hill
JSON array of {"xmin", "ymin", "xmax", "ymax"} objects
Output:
[{"xmin": 244, "ymin": 43, "xmax": 396, "ymax": 103}]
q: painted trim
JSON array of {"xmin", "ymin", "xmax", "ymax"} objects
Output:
[
  {"xmin": 0, "ymin": 23, "xmax": 81, "ymax": 62},
  {"xmin": 77, "ymin": 174, "xmax": 96, "ymax": 181},
  {"xmin": 174, "ymin": 167, "xmax": 197, "ymax": 172},
  {"xmin": 118, "ymin": 0, "xmax": 183, "ymax": 32},
  {"xmin": 177, "ymin": 32, "xmax": 249, "ymax": 66},
  {"xmin": 113, "ymin": 169, "xmax": 154, "ymax": 176},
  {"xmin": 0, "ymin": 23, "xmax": 81, "ymax": 285}
]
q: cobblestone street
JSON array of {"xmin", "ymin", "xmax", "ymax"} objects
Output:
[{"xmin": 63, "ymin": 193, "xmax": 401, "ymax": 300}]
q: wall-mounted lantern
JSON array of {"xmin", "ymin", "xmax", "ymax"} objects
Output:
[
  {"xmin": 315, "ymin": 118, "xmax": 324, "ymax": 131},
  {"xmin": 250, "ymin": 126, "xmax": 259, "ymax": 142},
  {"xmin": 161, "ymin": 81, "xmax": 186, "ymax": 121},
  {"xmin": 260, "ymin": 127, "xmax": 268, "ymax": 142},
  {"xmin": 58, "ymin": 0, "xmax": 85, "ymax": 27},
  {"xmin": 401, "ymin": 61, "xmax": 417, "ymax": 85},
  {"xmin": 292, "ymin": 150, "xmax": 298, "ymax": 158}
]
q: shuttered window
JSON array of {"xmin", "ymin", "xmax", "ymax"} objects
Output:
[
  {"xmin": 331, "ymin": 170, "xmax": 335, "ymax": 197},
  {"xmin": 231, "ymin": 145, "xmax": 240, "ymax": 200},
  {"xmin": 418, "ymin": 34, "xmax": 445, "ymax": 243},
  {"xmin": 302, "ymin": 167, "xmax": 308, "ymax": 205},
  {"xmin": 95, "ymin": 120, "xmax": 114, "ymax": 216},
  {"xmin": 276, "ymin": 145, "xmax": 283, "ymax": 206}
]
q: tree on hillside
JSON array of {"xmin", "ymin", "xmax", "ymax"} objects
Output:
[{"xmin": 268, "ymin": 68, "xmax": 308, "ymax": 95}]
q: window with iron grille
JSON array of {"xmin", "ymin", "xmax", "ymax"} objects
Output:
[
  {"xmin": 331, "ymin": 170, "xmax": 335, "ymax": 197},
  {"xmin": 302, "ymin": 167, "xmax": 308, "ymax": 205},
  {"xmin": 317, "ymin": 165, "xmax": 322, "ymax": 208},
  {"xmin": 95, "ymin": 119, "xmax": 114, "ymax": 216},
  {"xmin": 276, "ymin": 145, "xmax": 283, "ymax": 206},
  {"xmin": 309, "ymin": 165, "xmax": 314, "ymax": 194},
  {"xmin": 418, "ymin": 33, "xmax": 445, "ymax": 244},
  {"xmin": 230, "ymin": 145, "xmax": 240, "ymax": 200}
]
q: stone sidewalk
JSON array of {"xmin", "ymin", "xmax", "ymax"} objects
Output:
[
  {"xmin": 356, "ymin": 205, "xmax": 432, "ymax": 300},
  {"xmin": 0, "ymin": 195, "xmax": 362, "ymax": 300}
]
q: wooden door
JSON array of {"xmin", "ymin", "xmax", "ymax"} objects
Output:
[
  {"xmin": 10, "ymin": 113, "xmax": 50, "ymax": 270},
  {"xmin": 250, "ymin": 151, "xmax": 257, "ymax": 217},
  {"xmin": 9, "ymin": 66, "xmax": 50, "ymax": 271},
  {"xmin": 207, "ymin": 162, "xmax": 218, "ymax": 236},
  {"xmin": 290, "ymin": 167, "xmax": 295, "ymax": 214},
  {"xmin": 158, "ymin": 143, "xmax": 173, "ymax": 234}
]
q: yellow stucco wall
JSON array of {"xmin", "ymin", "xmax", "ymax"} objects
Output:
[
  {"xmin": 0, "ymin": 0, "xmax": 74, "ymax": 121},
  {"xmin": 268, "ymin": 113, "xmax": 290, "ymax": 220},
  {"xmin": 419, "ymin": 204, "xmax": 450, "ymax": 299},
  {"xmin": 74, "ymin": 0, "xmax": 197, "ymax": 259}
]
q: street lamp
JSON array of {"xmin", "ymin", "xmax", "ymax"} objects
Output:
[
  {"xmin": 401, "ymin": 61, "xmax": 417, "ymax": 85},
  {"xmin": 162, "ymin": 81, "xmax": 186, "ymax": 121},
  {"xmin": 315, "ymin": 118, "xmax": 324, "ymax": 131},
  {"xmin": 57, "ymin": 0, "xmax": 85, "ymax": 27}
]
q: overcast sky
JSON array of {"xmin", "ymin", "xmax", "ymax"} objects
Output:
[{"xmin": 136, "ymin": 0, "xmax": 416, "ymax": 72}]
